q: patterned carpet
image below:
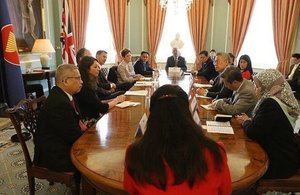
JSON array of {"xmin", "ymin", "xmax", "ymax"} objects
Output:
[
  {"xmin": 0, "ymin": 117, "xmax": 299, "ymax": 195},
  {"xmin": 0, "ymin": 118, "xmax": 71, "ymax": 195}
]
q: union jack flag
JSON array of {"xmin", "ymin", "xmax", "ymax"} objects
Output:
[{"xmin": 60, "ymin": 0, "xmax": 76, "ymax": 65}]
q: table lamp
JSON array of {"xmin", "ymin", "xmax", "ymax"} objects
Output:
[{"xmin": 31, "ymin": 39, "xmax": 55, "ymax": 70}]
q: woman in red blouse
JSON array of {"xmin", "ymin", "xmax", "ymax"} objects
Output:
[
  {"xmin": 124, "ymin": 84, "xmax": 232, "ymax": 195},
  {"xmin": 238, "ymin": 54, "xmax": 253, "ymax": 80}
]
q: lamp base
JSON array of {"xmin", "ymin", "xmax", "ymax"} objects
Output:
[{"xmin": 41, "ymin": 66, "xmax": 50, "ymax": 70}]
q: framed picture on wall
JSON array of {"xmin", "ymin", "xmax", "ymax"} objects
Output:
[{"xmin": 5, "ymin": 0, "xmax": 44, "ymax": 52}]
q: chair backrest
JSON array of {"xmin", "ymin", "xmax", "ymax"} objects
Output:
[
  {"xmin": 107, "ymin": 66, "xmax": 118, "ymax": 83},
  {"xmin": 6, "ymin": 96, "xmax": 46, "ymax": 171}
]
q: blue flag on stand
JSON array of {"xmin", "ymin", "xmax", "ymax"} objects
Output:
[{"xmin": 0, "ymin": 1, "xmax": 25, "ymax": 107}]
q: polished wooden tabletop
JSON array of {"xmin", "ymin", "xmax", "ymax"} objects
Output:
[{"xmin": 71, "ymin": 72, "xmax": 268, "ymax": 194}]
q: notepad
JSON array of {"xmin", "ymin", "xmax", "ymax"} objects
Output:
[
  {"xmin": 116, "ymin": 101, "xmax": 141, "ymax": 108},
  {"xmin": 125, "ymin": 90, "xmax": 148, "ymax": 96},
  {"xmin": 193, "ymin": 83, "xmax": 212, "ymax": 88},
  {"xmin": 206, "ymin": 121, "xmax": 234, "ymax": 134}
]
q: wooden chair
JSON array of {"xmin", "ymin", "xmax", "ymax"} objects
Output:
[
  {"xmin": 256, "ymin": 168, "xmax": 300, "ymax": 194},
  {"xmin": 6, "ymin": 96, "xmax": 79, "ymax": 195}
]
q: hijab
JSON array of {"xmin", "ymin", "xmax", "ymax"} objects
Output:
[{"xmin": 253, "ymin": 69, "xmax": 299, "ymax": 120}]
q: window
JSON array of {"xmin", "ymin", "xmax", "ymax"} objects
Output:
[
  {"xmin": 238, "ymin": 0, "xmax": 278, "ymax": 69},
  {"xmin": 85, "ymin": 0, "xmax": 116, "ymax": 63},
  {"xmin": 156, "ymin": 0, "xmax": 195, "ymax": 63}
]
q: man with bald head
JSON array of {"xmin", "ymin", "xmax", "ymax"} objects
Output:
[
  {"xmin": 196, "ymin": 52, "xmax": 233, "ymax": 99},
  {"xmin": 165, "ymin": 48, "xmax": 187, "ymax": 72},
  {"xmin": 34, "ymin": 64, "xmax": 84, "ymax": 184}
]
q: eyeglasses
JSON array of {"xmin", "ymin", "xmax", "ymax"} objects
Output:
[{"xmin": 64, "ymin": 76, "xmax": 82, "ymax": 81}]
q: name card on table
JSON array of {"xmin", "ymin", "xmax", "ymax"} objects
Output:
[
  {"xmin": 135, "ymin": 113, "xmax": 148, "ymax": 137},
  {"xmin": 193, "ymin": 111, "xmax": 200, "ymax": 125},
  {"xmin": 190, "ymin": 96, "xmax": 198, "ymax": 113}
]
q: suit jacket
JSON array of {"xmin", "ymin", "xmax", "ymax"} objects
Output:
[
  {"xmin": 197, "ymin": 58, "xmax": 218, "ymax": 81},
  {"xmin": 216, "ymin": 79, "xmax": 257, "ymax": 115},
  {"xmin": 98, "ymin": 69, "xmax": 133, "ymax": 92},
  {"xmin": 207, "ymin": 75, "xmax": 233, "ymax": 99},
  {"xmin": 134, "ymin": 59, "xmax": 153, "ymax": 76},
  {"xmin": 98, "ymin": 70, "xmax": 111, "ymax": 90},
  {"xmin": 34, "ymin": 86, "xmax": 83, "ymax": 172},
  {"xmin": 165, "ymin": 56, "xmax": 187, "ymax": 72},
  {"xmin": 243, "ymin": 98, "xmax": 299, "ymax": 179},
  {"xmin": 75, "ymin": 85, "xmax": 109, "ymax": 119}
]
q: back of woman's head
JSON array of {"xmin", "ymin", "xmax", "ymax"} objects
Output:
[
  {"xmin": 78, "ymin": 56, "xmax": 97, "ymax": 88},
  {"xmin": 127, "ymin": 85, "xmax": 223, "ymax": 190},
  {"xmin": 238, "ymin": 54, "xmax": 253, "ymax": 74},
  {"xmin": 147, "ymin": 85, "xmax": 194, "ymax": 144}
]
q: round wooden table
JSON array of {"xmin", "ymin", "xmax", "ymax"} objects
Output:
[{"xmin": 71, "ymin": 73, "xmax": 268, "ymax": 194}]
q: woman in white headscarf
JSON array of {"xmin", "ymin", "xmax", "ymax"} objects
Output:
[{"xmin": 236, "ymin": 69, "xmax": 299, "ymax": 179}]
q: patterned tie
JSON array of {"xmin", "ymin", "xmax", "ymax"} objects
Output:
[{"xmin": 70, "ymin": 99, "xmax": 87, "ymax": 131}]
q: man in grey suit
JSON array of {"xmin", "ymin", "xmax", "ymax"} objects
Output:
[{"xmin": 210, "ymin": 66, "xmax": 257, "ymax": 116}]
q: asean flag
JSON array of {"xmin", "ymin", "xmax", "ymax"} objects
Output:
[{"xmin": 0, "ymin": 0, "xmax": 25, "ymax": 107}]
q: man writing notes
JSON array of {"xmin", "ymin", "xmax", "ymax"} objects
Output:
[{"xmin": 210, "ymin": 66, "xmax": 257, "ymax": 116}]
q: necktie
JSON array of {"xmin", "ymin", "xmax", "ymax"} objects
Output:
[
  {"xmin": 174, "ymin": 57, "xmax": 178, "ymax": 67},
  {"xmin": 70, "ymin": 99, "xmax": 87, "ymax": 131},
  {"xmin": 230, "ymin": 91, "xmax": 236, "ymax": 104},
  {"xmin": 288, "ymin": 64, "xmax": 299, "ymax": 80}
]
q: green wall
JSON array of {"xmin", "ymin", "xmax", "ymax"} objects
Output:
[{"xmin": 22, "ymin": 0, "xmax": 300, "ymax": 69}]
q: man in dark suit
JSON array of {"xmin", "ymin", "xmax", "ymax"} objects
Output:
[
  {"xmin": 165, "ymin": 48, "xmax": 187, "ymax": 72},
  {"xmin": 34, "ymin": 64, "xmax": 84, "ymax": 176},
  {"xmin": 134, "ymin": 51, "xmax": 154, "ymax": 76},
  {"xmin": 96, "ymin": 50, "xmax": 132, "ymax": 96},
  {"xmin": 196, "ymin": 50, "xmax": 218, "ymax": 81},
  {"xmin": 286, "ymin": 53, "xmax": 300, "ymax": 98},
  {"xmin": 196, "ymin": 52, "xmax": 233, "ymax": 99}
]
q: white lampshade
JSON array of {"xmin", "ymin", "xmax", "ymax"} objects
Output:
[{"xmin": 32, "ymin": 39, "xmax": 55, "ymax": 69}]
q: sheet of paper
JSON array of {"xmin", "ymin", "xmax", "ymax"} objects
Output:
[
  {"xmin": 139, "ymin": 77, "xmax": 152, "ymax": 81},
  {"xmin": 116, "ymin": 101, "xmax": 141, "ymax": 108},
  {"xmin": 206, "ymin": 121, "xmax": 234, "ymax": 134},
  {"xmin": 193, "ymin": 83, "xmax": 212, "ymax": 88},
  {"xmin": 200, "ymin": 104, "xmax": 217, "ymax": 111},
  {"xmin": 125, "ymin": 90, "xmax": 148, "ymax": 96},
  {"xmin": 134, "ymin": 81, "xmax": 154, "ymax": 87}
]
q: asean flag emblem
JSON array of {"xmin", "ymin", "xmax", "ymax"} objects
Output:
[{"xmin": 1, "ymin": 24, "xmax": 20, "ymax": 66}]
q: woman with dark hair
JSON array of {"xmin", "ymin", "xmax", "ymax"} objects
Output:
[
  {"xmin": 75, "ymin": 56, "xmax": 125, "ymax": 120},
  {"xmin": 124, "ymin": 85, "xmax": 232, "ymax": 194},
  {"xmin": 237, "ymin": 54, "xmax": 253, "ymax": 80}
]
